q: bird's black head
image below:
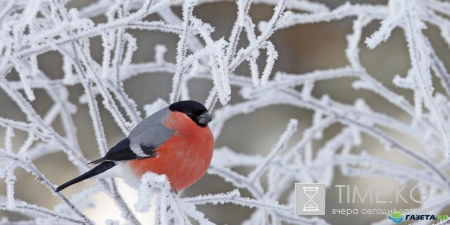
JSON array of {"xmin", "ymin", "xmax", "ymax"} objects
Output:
[{"xmin": 169, "ymin": 100, "xmax": 212, "ymax": 127}]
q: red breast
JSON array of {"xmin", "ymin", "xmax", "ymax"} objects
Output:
[{"xmin": 129, "ymin": 111, "xmax": 214, "ymax": 191}]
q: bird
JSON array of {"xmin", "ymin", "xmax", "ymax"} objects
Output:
[{"xmin": 56, "ymin": 100, "xmax": 214, "ymax": 192}]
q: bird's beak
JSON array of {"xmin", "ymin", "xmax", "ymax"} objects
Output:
[{"xmin": 198, "ymin": 112, "xmax": 212, "ymax": 125}]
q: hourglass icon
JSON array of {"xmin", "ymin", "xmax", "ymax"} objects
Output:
[{"xmin": 303, "ymin": 187, "xmax": 319, "ymax": 211}]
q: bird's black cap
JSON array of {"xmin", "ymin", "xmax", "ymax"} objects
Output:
[
  {"xmin": 169, "ymin": 100, "xmax": 208, "ymax": 114},
  {"xmin": 169, "ymin": 100, "xmax": 212, "ymax": 126}
]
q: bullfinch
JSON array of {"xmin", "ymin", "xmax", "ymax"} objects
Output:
[{"xmin": 56, "ymin": 100, "xmax": 214, "ymax": 192}]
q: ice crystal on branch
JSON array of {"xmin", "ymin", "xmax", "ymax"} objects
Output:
[{"xmin": 0, "ymin": 0, "xmax": 449, "ymax": 224}]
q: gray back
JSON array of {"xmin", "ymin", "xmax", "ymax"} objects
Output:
[{"xmin": 128, "ymin": 107, "xmax": 175, "ymax": 155}]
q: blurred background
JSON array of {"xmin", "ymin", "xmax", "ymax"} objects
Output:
[{"xmin": 1, "ymin": 0, "xmax": 450, "ymax": 224}]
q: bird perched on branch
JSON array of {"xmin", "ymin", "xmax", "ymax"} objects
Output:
[{"xmin": 56, "ymin": 100, "xmax": 214, "ymax": 192}]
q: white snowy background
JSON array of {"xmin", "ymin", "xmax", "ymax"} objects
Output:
[{"xmin": 0, "ymin": 0, "xmax": 450, "ymax": 224}]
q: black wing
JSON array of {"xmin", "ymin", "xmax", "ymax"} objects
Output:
[{"xmin": 90, "ymin": 138, "xmax": 153, "ymax": 164}]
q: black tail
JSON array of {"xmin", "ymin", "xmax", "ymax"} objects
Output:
[{"xmin": 56, "ymin": 161, "xmax": 116, "ymax": 192}]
